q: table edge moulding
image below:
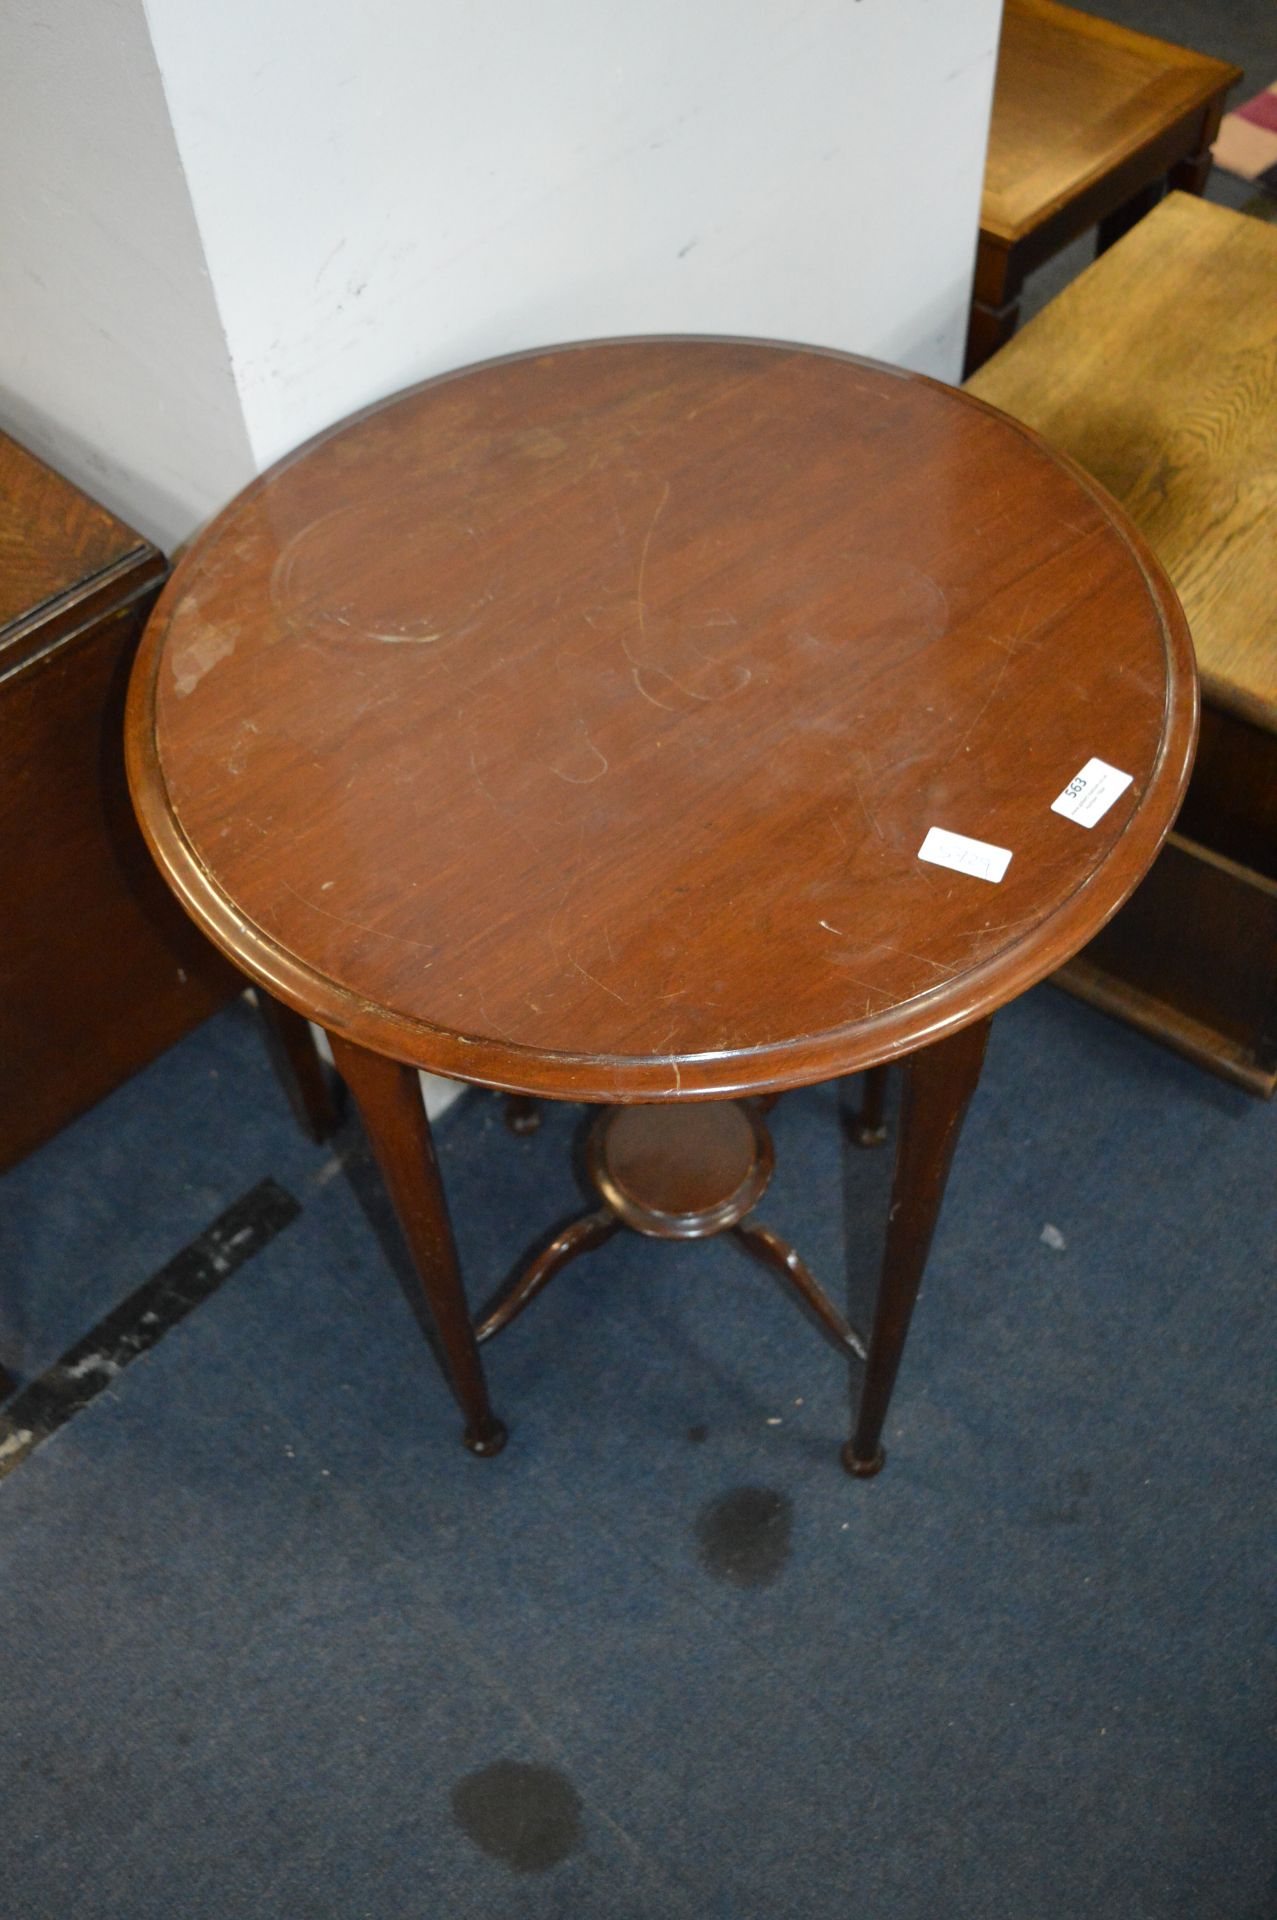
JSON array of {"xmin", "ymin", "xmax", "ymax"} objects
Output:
[{"xmin": 126, "ymin": 337, "xmax": 1198, "ymax": 1107}]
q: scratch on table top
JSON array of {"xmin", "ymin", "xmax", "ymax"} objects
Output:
[
  {"xmin": 571, "ymin": 957, "xmax": 628, "ymax": 1005},
  {"xmin": 951, "ymin": 647, "xmax": 1012, "ymax": 760},
  {"xmin": 964, "ymin": 912, "xmax": 1041, "ymax": 942},
  {"xmin": 631, "ymin": 664, "xmax": 681, "ymax": 710},
  {"xmin": 999, "ymin": 596, "xmax": 1047, "ymax": 653},
  {"xmin": 626, "ymin": 479, "xmax": 671, "ymax": 666},
  {"xmin": 810, "ymin": 929, "xmax": 952, "ymax": 990},
  {"xmin": 545, "ymin": 821, "xmax": 590, "ymax": 959},
  {"xmin": 277, "ymin": 878, "xmax": 437, "ymax": 955},
  {"xmin": 225, "ymin": 717, "xmax": 259, "ymax": 777},
  {"xmin": 550, "ymin": 725, "xmax": 609, "ymax": 784},
  {"xmin": 467, "ymin": 747, "xmax": 551, "ymax": 864},
  {"xmin": 847, "ymin": 770, "xmax": 886, "ymax": 841},
  {"xmin": 896, "ymin": 948, "xmax": 958, "ymax": 978},
  {"xmin": 825, "ymin": 963, "xmax": 893, "ymax": 1009}
]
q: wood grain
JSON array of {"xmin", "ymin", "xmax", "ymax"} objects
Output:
[
  {"xmin": 971, "ymin": 193, "xmax": 1276, "ymax": 1096},
  {"xmin": 966, "ymin": 2, "xmax": 1239, "ymax": 374},
  {"xmin": 969, "ymin": 193, "xmax": 1277, "ymax": 735},
  {"xmin": 982, "ymin": 0, "xmax": 1239, "ymax": 246},
  {"xmin": 0, "ymin": 435, "xmax": 148, "ymax": 639},
  {"xmin": 127, "ymin": 338, "xmax": 1197, "ymax": 1102}
]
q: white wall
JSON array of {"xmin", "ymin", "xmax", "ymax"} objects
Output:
[
  {"xmin": 2, "ymin": 0, "xmax": 999, "ymax": 532},
  {"xmin": 0, "ymin": 0, "xmax": 254, "ymax": 547},
  {"xmin": 147, "ymin": 0, "xmax": 1002, "ymax": 472}
]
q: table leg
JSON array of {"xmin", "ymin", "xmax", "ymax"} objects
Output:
[
  {"xmin": 964, "ymin": 299, "xmax": 1021, "ymax": 378},
  {"xmin": 964, "ymin": 243, "xmax": 1024, "ymax": 377},
  {"xmin": 732, "ymin": 1221, "xmax": 866, "ymax": 1362},
  {"xmin": 503, "ymin": 1094, "xmax": 542, "ymax": 1135},
  {"xmin": 476, "ymin": 1209, "xmax": 619, "ymax": 1344},
  {"xmin": 845, "ymin": 1064, "xmax": 890, "ymax": 1148},
  {"xmin": 256, "ymin": 991, "xmax": 342, "ymax": 1143},
  {"xmin": 1167, "ymin": 149, "xmax": 1211, "ymax": 196},
  {"xmin": 328, "ymin": 1032, "xmax": 507, "ymax": 1457},
  {"xmin": 843, "ymin": 1015, "xmax": 991, "ymax": 1478},
  {"xmin": 1096, "ymin": 180, "xmax": 1162, "ymax": 256},
  {"xmin": 1169, "ymin": 98, "xmax": 1228, "ymax": 197}
]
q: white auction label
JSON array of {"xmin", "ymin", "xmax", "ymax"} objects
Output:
[
  {"xmin": 918, "ymin": 826, "xmax": 1012, "ymax": 884},
  {"xmin": 1051, "ymin": 757, "xmax": 1133, "ymax": 828}
]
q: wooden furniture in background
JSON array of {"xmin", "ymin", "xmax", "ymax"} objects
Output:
[
  {"xmin": 0, "ymin": 435, "xmax": 246, "ymax": 1174},
  {"xmin": 969, "ymin": 192, "xmax": 1277, "ymax": 1096},
  {"xmin": 127, "ymin": 340, "xmax": 1195, "ymax": 1475},
  {"xmin": 0, "ymin": 433, "xmax": 340, "ymax": 1184},
  {"xmin": 967, "ymin": 0, "xmax": 1240, "ymax": 374}
]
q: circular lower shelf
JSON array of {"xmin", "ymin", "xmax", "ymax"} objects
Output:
[{"xmin": 587, "ymin": 1101, "xmax": 774, "ymax": 1239}]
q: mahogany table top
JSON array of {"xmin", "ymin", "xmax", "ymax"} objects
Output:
[{"xmin": 127, "ymin": 339, "xmax": 1196, "ymax": 1101}]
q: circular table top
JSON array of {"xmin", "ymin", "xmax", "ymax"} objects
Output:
[{"xmin": 128, "ymin": 338, "xmax": 1197, "ymax": 1101}]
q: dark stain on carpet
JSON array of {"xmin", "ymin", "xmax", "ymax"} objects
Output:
[
  {"xmin": 695, "ymin": 1485, "xmax": 793, "ymax": 1587},
  {"xmin": 450, "ymin": 1760, "xmax": 583, "ymax": 1871}
]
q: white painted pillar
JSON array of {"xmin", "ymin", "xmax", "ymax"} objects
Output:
[{"xmin": 3, "ymin": 0, "xmax": 1000, "ymax": 542}]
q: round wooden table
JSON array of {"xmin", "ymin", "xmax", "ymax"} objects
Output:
[{"xmin": 127, "ymin": 339, "xmax": 1196, "ymax": 1474}]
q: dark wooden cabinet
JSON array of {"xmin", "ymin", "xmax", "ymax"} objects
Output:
[
  {"xmin": 1059, "ymin": 705, "xmax": 1277, "ymax": 1096},
  {"xmin": 0, "ymin": 432, "xmax": 243, "ymax": 1172}
]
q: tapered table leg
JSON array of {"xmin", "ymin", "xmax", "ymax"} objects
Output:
[
  {"xmin": 843, "ymin": 1016, "xmax": 991, "ymax": 1478},
  {"xmin": 328, "ymin": 1033, "xmax": 507, "ymax": 1457},
  {"xmin": 257, "ymin": 991, "xmax": 342, "ymax": 1143},
  {"xmin": 846, "ymin": 1064, "xmax": 890, "ymax": 1147}
]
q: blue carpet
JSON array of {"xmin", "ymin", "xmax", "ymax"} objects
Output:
[{"xmin": 1, "ymin": 988, "xmax": 1273, "ymax": 1916}]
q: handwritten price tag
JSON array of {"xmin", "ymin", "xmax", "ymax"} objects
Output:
[{"xmin": 918, "ymin": 826, "xmax": 1012, "ymax": 884}]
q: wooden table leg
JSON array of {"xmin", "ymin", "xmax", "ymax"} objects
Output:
[
  {"xmin": 965, "ymin": 243, "xmax": 1024, "ymax": 378},
  {"xmin": 1096, "ymin": 179, "xmax": 1162, "ymax": 256},
  {"xmin": 1168, "ymin": 146, "xmax": 1214, "ymax": 196},
  {"xmin": 328, "ymin": 1032, "xmax": 507, "ymax": 1457},
  {"xmin": 845, "ymin": 1064, "xmax": 890, "ymax": 1147},
  {"xmin": 256, "ymin": 991, "xmax": 342, "ymax": 1143},
  {"xmin": 1169, "ymin": 98, "xmax": 1228, "ymax": 196},
  {"xmin": 843, "ymin": 1015, "xmax": 992, "ymax": 1478},
  {"xmin": 503, "ymin": 1093, "xmax": 542, "ymax": 1135}
]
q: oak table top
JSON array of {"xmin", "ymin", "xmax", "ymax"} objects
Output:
[
  {"xmin": 969, "ymin": 193, "xmax": 1277, "ymax": 737},
  {"xmin": 982, "ymin": 0, "xmax": 1240, "ymax": 247},
  {"xmin": 127, "ymin": 338, "xmax": 1197, "ymax": 1104}
]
